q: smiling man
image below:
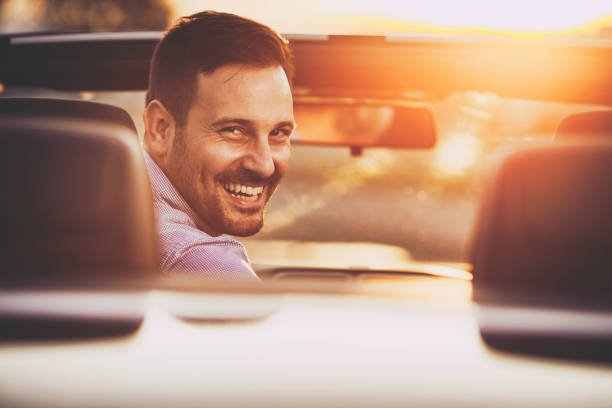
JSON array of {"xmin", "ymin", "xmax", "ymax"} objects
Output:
[{"xmin": 143, "ymin": 11, "xmax": 295, "ymax": 279}]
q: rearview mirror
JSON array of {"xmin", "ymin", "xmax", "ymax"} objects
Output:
[{"xmin": 292, "ymin": 98, "xmax": 436, "ymax": 155}]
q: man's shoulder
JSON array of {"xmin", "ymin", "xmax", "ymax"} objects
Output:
[
  {"xmin": 158, "ymin": 218, "xmax": 255, "ymax": 279},
  {"xmin": 159, "ymin": 219, "xmax": 244, "ymax": 251},
  {"xmin": 142, "ymin": 149, "xmax": 256, "ymax": 280}
]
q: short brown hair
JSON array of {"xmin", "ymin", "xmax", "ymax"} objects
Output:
[{"xmin": 146, "ymin": 11, "xmax": 294, "ymax": 126}]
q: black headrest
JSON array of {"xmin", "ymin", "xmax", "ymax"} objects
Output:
[
  {"xmin": 555, "ymin": 110, "xmax": 612, "ymax": 141},
  {"xmin": 470, "ymin": 143, "xmax": 612, "ymax": 300},
  {"xmin": 0, "ymin": 98, "xmax": 138, "ymax": 136},
  {"xmin": 0, "ymin": 116, "xmax": 156, "ymax": 283}
]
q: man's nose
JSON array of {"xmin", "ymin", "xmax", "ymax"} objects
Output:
[{"xmin": 242, "ymin": 136, "xmax": 275, "ymax": 178}]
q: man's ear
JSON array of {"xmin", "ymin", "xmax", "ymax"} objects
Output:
[{"xmin": 143, "ymin": 100, "xmax": 176, "ymax": 165}]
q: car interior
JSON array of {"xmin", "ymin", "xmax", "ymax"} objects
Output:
[
  {"xmin": 2, "ymin": 92, "xmax": 611, "ymax": 354},
  {"xmin": 1, "ymin": 29, "xmax": 611, "ymax": 407}
]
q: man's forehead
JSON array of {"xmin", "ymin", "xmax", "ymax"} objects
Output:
[{"xmin": 194, "ymin": 64, "xmax": 292, "ymax": 108}]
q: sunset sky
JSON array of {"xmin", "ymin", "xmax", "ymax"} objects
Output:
[
  {"xmin": 0, "ymin": 0, "xmax": 609, "ymax": 37},
  {"xmin": 173, "ymin": 0, "xmax": 612, "ymax": 37}
]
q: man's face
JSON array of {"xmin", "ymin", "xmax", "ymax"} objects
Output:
[{"xmin": 165, "ymin": 64, "xmax": 294, "ymax": 236}]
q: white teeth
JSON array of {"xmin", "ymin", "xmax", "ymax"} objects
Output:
[
  {"xmin": 229, "ymin": 192, "xmax": 256, "ymax": 201},
  {"xmin": 223, "ymin": 183, "xmax": 264, "ymax": 200}
]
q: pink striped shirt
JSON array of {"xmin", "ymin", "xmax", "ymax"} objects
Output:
[{"xmin": 143, "ymin": 150, "xmax": 259, "ymax": 281}]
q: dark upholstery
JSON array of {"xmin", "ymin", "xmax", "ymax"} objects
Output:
[
  {"xmin": 555, "ymin": 110, "xmax": 612, "ymax": 141},
  {"xmin": 470, "ymin": 144, "xmax": 612, "ymax": 297},
  {"xmin": 0, "ymin": 98, "xmax": 138, "ymax": 136},
  {"xmin": 0, "ymin": 115, "xmax": 156, "ymax": 282}
]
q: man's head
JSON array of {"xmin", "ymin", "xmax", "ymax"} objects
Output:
[{"xmin": 143, "ymin": 11, "xmax": 295, "ymax": 237}]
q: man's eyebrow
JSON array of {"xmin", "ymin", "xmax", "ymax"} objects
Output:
[
  {"xmin": 275, "ymin": 121, "xmax": 296, "ymax": 130},
  {"xmin": 211, "ymin": 118, "xmax": 296, "ymax": 129},
  {"xmin": 210, "ymin": 118, "xmax": 254, "ymax": 128}
]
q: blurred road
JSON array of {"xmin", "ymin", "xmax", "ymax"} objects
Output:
[{"xmin": 255, "ymin": 146, "xmax": 479, "ymax": 262}]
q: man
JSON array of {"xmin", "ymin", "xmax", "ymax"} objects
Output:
[{"xmin": 142, "ymin": 11, "xmax": 295, "ymax": 279}]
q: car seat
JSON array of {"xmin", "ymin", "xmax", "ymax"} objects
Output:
[
  {"xmin": 470, "ymin": 143, "xmax": 612, "ymax": 301},
  {"xmin": 554, "ymin": 110, "xmax": 612, "ymax": 141},
  {"xmin": 0, "ymin": 97, "xmax": 138, "ymax": 136},
  {"xmin": 0, "ymin": 104, "xmax": 155, "ymax": 283},
  {"xmin": 470, "ymin": 143, "xmax": 612, "ymax": 362}
]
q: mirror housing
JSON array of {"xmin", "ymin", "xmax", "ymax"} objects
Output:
[{"xmin": 292, "ymin": 98, "xmax": 436, "ymax": 155}]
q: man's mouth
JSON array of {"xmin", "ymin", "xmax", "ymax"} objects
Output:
[{"xmin": 222, "ymin": 182, "xmax": 264, "ymax": 202}]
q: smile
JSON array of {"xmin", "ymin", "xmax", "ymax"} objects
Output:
[{"xmin": 222, "ymin": 183, "xmax": 264, "ymax": 202}]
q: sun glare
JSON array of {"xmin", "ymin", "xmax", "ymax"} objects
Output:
[
  {"xmin": 435, "ymin": 133, "xmax": 481, "ymax": 176},
  {"xmin": 173, "ymin": 0, "xmax": 611, "ymax": 36},
  {"xmin": 331, "ymin": 0, "xmax": 612, "ymax": 36}
]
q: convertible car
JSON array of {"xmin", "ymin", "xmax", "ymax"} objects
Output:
[{"xmin": 0, "ymin": 24, "xmax": 611, "ymax": 408}]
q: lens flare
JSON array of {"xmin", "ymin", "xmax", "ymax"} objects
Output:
[{"xmin": 435, "ymin": 133, "xmax": 481, "ymax": 176}]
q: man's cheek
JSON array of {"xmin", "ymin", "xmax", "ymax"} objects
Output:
[{"xmin": 274, "ymin": 148, "xmax": 291, "ymax": 177}]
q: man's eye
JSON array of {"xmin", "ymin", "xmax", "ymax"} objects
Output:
[
  {"xmin": 270, "ymin": 128, "xmax": 292, "ymax": 140},
  {"xmin": 220, "ymin": 127, "xmax": 247, "ymax": 140}
]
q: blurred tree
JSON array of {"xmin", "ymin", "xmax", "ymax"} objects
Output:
[{"xmin": 1, "ymin": 0, "xmax": 172, "ymax": 31}]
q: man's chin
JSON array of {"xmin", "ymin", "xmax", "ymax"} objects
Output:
[{"xmin": 223, "ymin": 216, "xmax": 264, "ymax": 237}]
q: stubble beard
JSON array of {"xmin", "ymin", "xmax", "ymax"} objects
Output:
[
  {"xmin": 213, "ymin": 175, "xmax": 280, "ymax": 237},
  {"xmin": 208, "ymin": 159, "xmax": 284, "ymax": 236},
  {"xmin": 168, "ymin": 130, "xmax": 282, "ymax": 237},
  {"xmin": 222, "ymin": 206, "xmax": 265, "ymax": 237}
]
